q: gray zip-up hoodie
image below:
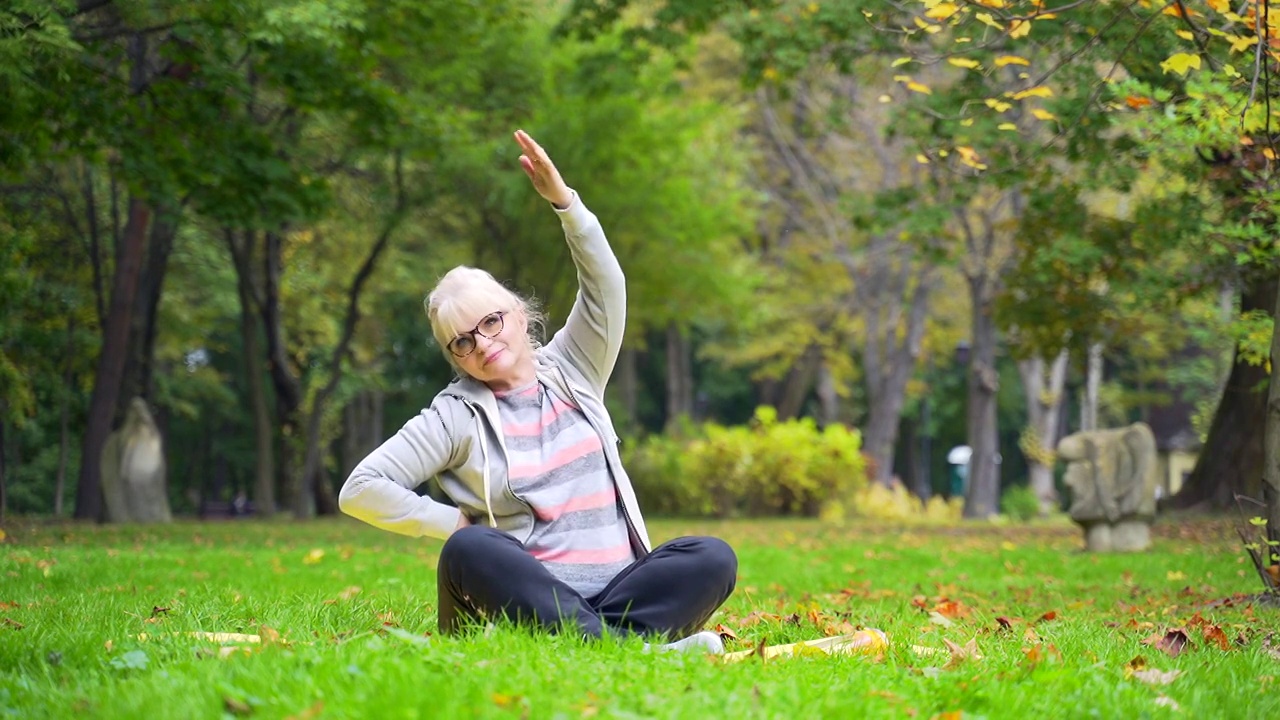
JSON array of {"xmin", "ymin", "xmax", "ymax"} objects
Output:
[{"xmin": 337, "ymin": 192, "xmax": 653, "ymax": 557}]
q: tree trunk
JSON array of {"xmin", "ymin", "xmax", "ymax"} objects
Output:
[
  {"xmin": 773, "ymin": 345, "xmax": 819, "ymax": 421},
  {"xmin": 75, "ymin": 198, "xmax": 151, "ymax": 521},
  {"xmin": 54, "ymin": 316, "xmax": 76, "ymax": 517},
  {"xmin": 964, "ymin": 284, "xmax": 1001, "ymax": 519},
  {"xmin": 1174, "ymin": 278, "xmax": 1275, "ymax": 508},
  {"xmin": 815, "ymin": 360, "xmax": 839, "ymax": 426},
  {"xmin": 1265, "ymin": 277, "xmax": 1280, "ymax": 539},
  {"xmin": 231, "ymin": 229, "xmax": 277, "ymax": 517},
  {"xmin": 1082, "ymin": 342, "xmax": 1103, "ymax": 431},
  {"xmin": 117, "ymin": 206, "xmax": 177, "ymax": 420},
  {"xmin": 0, "ymin": 412, "xmax": 7, "ymax": 522},
  {"xmin": 294, "ymin": 153, "xmax": 406, "ymax": 517},
  {"xmin": 1018, "ymin": 350, "xmax": 1068, "ymax": 515},
  {"xmin": 615, "ymin": 346, "xmax": 640, "ymax": 433},
  {"xmin": 664, "ymin": 322, "xmax": 694, "ymax": 429},
  {"xmin": 260, "ymin": 228, "xmax": 304, "ymax": 513}
]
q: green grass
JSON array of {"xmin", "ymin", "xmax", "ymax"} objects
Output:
[{"xmin": 0, "ymin": 516, "xmax": 1276, "ymax": 719}]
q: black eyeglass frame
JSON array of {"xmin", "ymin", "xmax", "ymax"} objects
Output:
[{"xmin": 447, "ymin": 311, "xmax": 508, "ymax": 358}]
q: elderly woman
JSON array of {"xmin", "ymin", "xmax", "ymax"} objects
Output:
[{"xmin": 339, "ymin": 130, "xmax": 737, "ymax": 653}]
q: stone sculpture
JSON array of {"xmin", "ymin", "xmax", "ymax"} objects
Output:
[{"xmin": 1058, "ymin": 422, "xmax": 1158, "ymax": 552}]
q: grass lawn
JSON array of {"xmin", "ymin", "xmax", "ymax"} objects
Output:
[{"xmin": 0, "ymin": 515, "xmax": 1276, "ymax": 719}]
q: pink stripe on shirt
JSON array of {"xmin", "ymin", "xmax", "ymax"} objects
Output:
[
  {"xmin": 502, "ymin": 397, "xmax": 580, "ymax": 437},
  {"xmin": 534, "ymin": 487, "xmax": 618, "ymax": 522},
  {"xmin": 530, "ymin": 542, "xmax": 634, "ymax": 565},
  {"xmin": 509, "ymin": 435, "xmax": 602, "ymax": 480}
]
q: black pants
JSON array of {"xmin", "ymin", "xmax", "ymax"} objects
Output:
[{"xmin": 437, "ymin": 525, "xmax": 737, "ymax": 640}]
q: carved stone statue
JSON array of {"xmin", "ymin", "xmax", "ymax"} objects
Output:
[
  {"xmin": 101, "ymin": 398, "xmax": 172, "ymax": 523},
  {"xmin": 1058, "ymin": 422, "xmax": 1158, "ymax": 552}
]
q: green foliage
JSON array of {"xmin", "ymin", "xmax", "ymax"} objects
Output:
[
  {"xmin": 625, "ymin": 407, "xmax": 866, "ymax": 518},
  {"xmin": 1000, "ymin": 484, "xmax": 1040, "ymax": 522}
]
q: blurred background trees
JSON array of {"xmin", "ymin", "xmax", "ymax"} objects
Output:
[{"xmin": 1, "ymin": 0, "xmax": 1270, "ymax": 526}]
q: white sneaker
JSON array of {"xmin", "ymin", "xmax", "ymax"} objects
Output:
[{"xmin": 644, "ymin": 630, "xmax": 725, "ymax": 655}]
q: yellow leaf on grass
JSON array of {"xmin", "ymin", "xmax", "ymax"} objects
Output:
[
  {"xmin": 994, "ymin": 55, "xmax": 1030, "ymax": 67},
  {"xmin": 975, "ymin": 12, "xmax": 1004, "ymax": 30},
  {"xmin": 907, "ymin": 81, "xmax": 933, "ymax": 94},
  {"xmin": 998, "ymin": 122, "xmax": 1018, "ymax": 131},
  {"xmin": 1009, "ymin": 19, "xmax": 1031, "ymax": 38},
  {"xmin": 303, "ymin": 548, "xmax": 325, "ymax": 564},
  {"xmin": 948, "ymin": 57, "xmax": 981, "ymax": 69},
  {"xmin": 1160, "ymin": 53, "xmax": 1201, "ymax": 77},
  {"xmin": 1012, "ymin": 86, "xmax": 1054, "ymax": 99},
  {"xmin": 1031, "ymin": 108, "xmax": 1057, "ymax": 121},
  {"xmin": 985, "ymin": 98, "xmax": 1013, "ymax": 112}
]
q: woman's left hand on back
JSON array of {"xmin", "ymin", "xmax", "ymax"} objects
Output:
[{"xmin": 515, "ymin": 129, "xmax": 573, "ymax": 209}]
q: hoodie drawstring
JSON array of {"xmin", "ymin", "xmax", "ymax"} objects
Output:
[{"xmin": 467, "ymin": 402, "xmax": 497, "ymax": 527}]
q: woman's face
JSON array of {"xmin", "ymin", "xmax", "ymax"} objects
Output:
[{"xmin": 449, "ymin": 308, "xmax": 532, "ymax": 387}]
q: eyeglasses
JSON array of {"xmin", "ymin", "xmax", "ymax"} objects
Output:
[{"xmin": 447, "ymin": 311, "xmax": 507, "ymax": 358}]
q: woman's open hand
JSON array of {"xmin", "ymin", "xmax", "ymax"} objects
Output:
[{"xmin": 515, "ymin": 129, "xmax": 573, "ymax": 209}]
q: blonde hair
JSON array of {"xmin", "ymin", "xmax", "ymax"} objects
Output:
[{"xmin": 424, "ymin": 266, "xmax": 544, "ymax": 373}]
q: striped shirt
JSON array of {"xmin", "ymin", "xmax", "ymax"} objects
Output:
[{"xmin": 493, "ymin": 380, "xmax": 635, "ymax": 597}]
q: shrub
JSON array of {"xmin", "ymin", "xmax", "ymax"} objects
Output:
[
  {"xmin": 624, "ymin": 407, "xmax": 867, "ymax": 518},
  {"xmin": 1000, "ymin": 484, "xmax": 1041, "ymax": 522},
  {"xmin": 850, "ymin": 482, "xmax": 964, "ymax": 523}
]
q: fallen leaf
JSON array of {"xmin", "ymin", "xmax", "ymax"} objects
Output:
[
  {"xmin": 1132, "ymin": 668, "xmax": 1182, "ymax": 686},
  {"xmin": 1022, "ymin": 643, "xmax": 1061, "ymax": 666},
  {"xmin": 285, "ymin": 701, "xmax": 324, "ymax": 720},
  {"xmin": 1262, "ymin": 632, "xmax": 1280, "ymax": 661},
  {"xmin": 1142, "ymin": 629, "xmax": 1190, "ymax": 658},
  {"xmin": 258, "ymin": 626, "xmax": 284, "ymax": 646},
  {"xmin": 933, "ymin": 600, "xmax": 971, "ymax": 619},
  {"xmin": 1125, "ymin": 655, "xmax": 1147, "ymax": 672},
  {"xmin": 1036, "ymin": 610, "xmax": 1058, "ymax": 623},
  {"xmin": 2, "ymin": 618, "xmax": 25, "ymax": 629},
  {"xmin": 1204, "ymin": 624, "xmax": 1231, "ymax": 651},
  {"xmin": 714, "ymin": 623, "xmax": 740, "ymax": 643},
  {"xmin": 492, "ymin": 694, "xmax": 520, "ymax": 707},
  {"xmin": 223, "ymin": 697, "xmax": 253, "ymax": 716},
  {"xmin": 995, "ymin": 616, "xmax": 1015, "ymax": 631},
  {"xmin": 942, "ymin": 638, "xmax": 982, "ymax": 669},
  {"xmin": 0, "ymin": 602, "xmax": 18, "ymax": 611},
  {"xmin": 929, "ymin": 611, "xmax": 956, "ymax": 628},
  {"xmin": 1154, "ymin": 696, "xmax": 1180, "ymax": 710},
  {"xmin": 302, "ymin": 549, "xmax": 325, "ymax": 565}
]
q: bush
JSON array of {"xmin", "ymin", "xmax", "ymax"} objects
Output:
[
  {"xmin": 1000, "ymin": 484, "xmax": 1041, "ymax": 521},
  {"xmin": 850, "ymin": 482, "xmax": 964, "ymax": 523},
  {"xmin": 624, "ymin": 407, "xmax": 867, "ymax": 518}
]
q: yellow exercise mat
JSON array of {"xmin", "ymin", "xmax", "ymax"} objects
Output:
[{"xmin": 721, "ymin": 629, "xmax": 888, "ymax": 663}]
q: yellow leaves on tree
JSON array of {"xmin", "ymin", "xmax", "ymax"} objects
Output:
[
  {"xmin": 1010, "ymin": 86, "xmax": 1054, "ymax": 100},
  {"xmin": 895, "ymin": 75, "xmax": 933, "ymax": 94},
  {"xmin": 948, "ymin": 57, "xmax": 981, "ymax": 70},
  {"xmin": 994, "ymin": 55, "xmax": 1030, "ymax": 67},
  {"xmin": 925, "ymin": 2, "xmax": 961, "ymax": 21},
  {"xmin": 1160, "ymin": 53, "xmax": 1201, "ymax": 77}
]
